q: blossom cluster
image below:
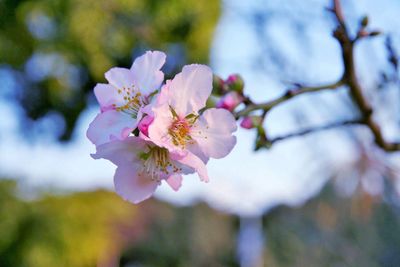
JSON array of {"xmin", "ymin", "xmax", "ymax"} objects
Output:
[{"xmin": 87, "ymin": 51, "xmax": 237, "ymax": 204}]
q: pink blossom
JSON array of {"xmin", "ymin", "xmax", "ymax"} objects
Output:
[
  {"xmin": 92, "ymin": 137, "xmax": 209, "ymax": 203},
  {"xmin": 87, "ymin": 60, "xmax": 238, "ymax": 203},
  {"xmin": 87, "ymin": 51, "xmax": 166, "ymax": 146},
  {"xmin": 216, "ymin": 91, "xmax": 244, "ymax": 112},
  {"xmin": 148, "ymin": 64, "xmax": 237, "ymax": 168}
]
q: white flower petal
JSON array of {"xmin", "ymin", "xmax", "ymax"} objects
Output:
[
  {"xmin": 105, "ymin": 67, "xmax": 135, "ymax": 90},
  {"xmin": 192, "ymin": 108, "xmax": 237, "ymax": 159},
  {"xmin": 174, "ymin": 152, "xmax": 209, "ymax": 182},
  {"xmin": 167, "ymin": 64, "xmax": 213, "ymax": 116},
  {"xmin": 131, "ymin": 51, "xmax": 166, "ymax": 95},
  {"xmin": 165, "ymin": 174, "xmax": 183, "ymax": 191},
  {"xmin": 187, "ymin": 142, "xmax": 209, "ymax": 164},
  {"xmin": 148, "ymin": 103, "xmax": 175, "ymax": 149},
  {"xmin": 91, "ymin": 137, "xmax": 147, "ymax": 165},
  {"xmin": 94, "ymin": 83, "xmax": 125, "ymax": 110},
  {"xmin": 114, "ymin": 163, "xmax": 159, "ymax": 204},
  {"xmin": 86, "ymin": 110, "xmax": 137, "ymax": 146}
]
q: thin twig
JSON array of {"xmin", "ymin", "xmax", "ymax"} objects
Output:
[
  {"xmin": 267, "ymin": 119, "xmax": 364, "ymax": 146},
  {"xmin": 332, "ymin": 0, "xmax": 400, "ymax": 152},
  {"xmin": 234, "ymin": 0, "xmax": 400, "ymax": 152},
  {"xmin": 235, "ymin": 80, "xmax": 344, "ymax": 118}
]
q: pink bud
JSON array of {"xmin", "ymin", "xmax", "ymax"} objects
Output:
[
  {"xmin": 216, "ymin": 92, "xmax": 244, "ymax": 112},
  {"xmin": 240, "ymin": 116, "xmax": 262, "ymax": 129},
  {"xmin": 226, "ymin": 74, "xmax": 238, "ymax": 83},
  {"xmin": 138, "ymin": 115, "xmax": 154, "ymax": 137},
  {"xmin": 225, "ymin": 74, "xmax": 244, "ymax": 93}
]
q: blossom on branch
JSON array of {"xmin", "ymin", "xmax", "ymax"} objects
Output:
[{"xmin": 87, "ymin": 52, "xmax": 237, "ymax": 203}]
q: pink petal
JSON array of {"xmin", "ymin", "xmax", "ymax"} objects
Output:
[
  {"xmin": 94, "ymin": 83, "xmax": 125, "ymax": 111},
  {"xmin": 114, "ymin": 163, "xmax": 159, "ymax": 204},
  {"xmin": 192, "ymin": 108, "xmax": 237, "ymax": 159},
  {"xmin": 174, "ymin": 152, "xmax": 209, "ymax": 182},
  {"xmin": 86, "ymin": 110, "xmax": 137, "ymax": 146},
  {"xmin": 131, "ymin": 51, "xmax": 166, "ymax": 95},
  {"xmin": 140, "ymin": 103, "xmax": 154, "ymax": 116},
  {"xmin": 166, "ymin": 64, "xmax": 213, "ymax": 116},
  {"xmin": 186, "ymin": 142, "xmax": 209, "ymax": 164},
  {"xmin": 166, "ymin": 174, "xmax": 183, "ymax": 191},
  {"xmin": 138, "ymin": 115, "xmax": 154, "ymax": 137},
  {"xmin": 91, "ymin": 137, "xmax": 147, "ymax": 165},
  {"xmin": 105, "ymin": 67, "xmax": 135, "ymax": 90},
  {"xmin": 148, "ymin": 103, "xmax": 175, "ymax": 149},
  {"xmin": 156, "ymin": 81, "xmax": 172, "ymax": 105}
]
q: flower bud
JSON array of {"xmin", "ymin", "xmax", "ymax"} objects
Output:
[
  {"xmin": 240, "ymin": 116, "xmax": 262, "ymax": 129},
  {"xmin": 369, "ymin": 30, "xmax": 382, "ymax": 37},
  {"xmin": 216, "ymin": 91, "xmax": 244, "ymax": 112},
  {"xmin": 138, "ymin": 115, "xmax": 154, "ymax": 137},
  {"xmin": 212, "ymin": 75, "xmax": 225, "ymax": 95},
  {"xmin": 225, "ymin": 74, "xmax": 244, "ymax": 93},
  {"xmin": 360, "ymin": 16, "xmax": 369, "ymax": 27},
  {"xmin": 205, "ymin": 95, "xmax": 218, "ymax": 109}
]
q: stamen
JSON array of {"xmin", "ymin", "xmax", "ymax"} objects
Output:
[
  {"xmin": 168, "ymin": 118, "xmax": 192, "ymax": 148},
  {"xmin": 114, "ymin": 84, "xmax": 143, "ymax": 118},
  {"xmin": 141, "ymin": 147, "xmax": 181, "ymax": 182},
  {"xmin": 167, "ymin": 110, "xmax": 199, "ymax": 148}
]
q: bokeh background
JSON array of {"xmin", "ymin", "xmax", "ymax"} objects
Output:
[{"xmin": 1, "ymin": 0, "xmax": 400, "ymax": 266}]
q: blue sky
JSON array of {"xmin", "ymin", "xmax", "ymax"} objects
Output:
[{"xmin": 0, "ymin": 0, "xmax": 399, "ymax": 216}]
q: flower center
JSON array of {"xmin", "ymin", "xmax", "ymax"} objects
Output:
[
  {"xmin": 113, "ymin": 85, "xmax": 143, "ymax": 118},
  {"xmin": 140, "ymin": 146, "xmax": 182, "ymax": 182},
  {"xmin": 168, "ymin": 119, "xmax": 192, "ymax": 148}
]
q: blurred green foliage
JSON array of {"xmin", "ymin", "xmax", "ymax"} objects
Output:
[
  {"xmin": 2, "ymin": 178, "xmax": 400, "ymax": 267},
  {"xmin": 0, "ymin": 0, "xmax": 220, "ymax": 140},
  {"xmin": 0, "ymin": 180, "xmax": 139, "ymax": 266},
  {"xmin": 0, "ymin": 180, "xmax": 237, "ymax": 267}
]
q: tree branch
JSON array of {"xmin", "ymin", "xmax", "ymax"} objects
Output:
[
  {"xmin": 233, "ymin": 0, "xmax": 400, "ymax": 152},
  {"xmin": 235, "ymin": 80, "xmax": 344, "ymax": 118},
  {"xmin": 267, "ymin": 119, "xmax": 364, "ymax": 146},
  {"xmin": 332, "ymin": 0, "xmax": 400, "ymax": 152}
]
